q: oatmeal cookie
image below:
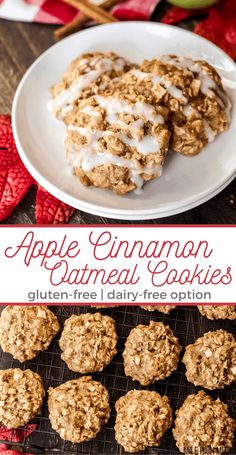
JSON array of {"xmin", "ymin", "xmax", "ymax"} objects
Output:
[
  {"xmin": 59, "ymin": 312, "xmax": 118, "ymax": 373},
  {"xmin": 141, "ymin": 305, "xmax": 176, "ymax": 314},
  {"xmin": 123, "ymin": 321, "xmax": 181, "ymax": 385},
  {"xmin": 0, "ymin": 368, "xmax": 45, "ymax": 429},
  {"xmin": 140, "ymin": 55, "xmax": 231, "ymax": 156},
  {"xmin": 48, "ymin": 376, "xmax": 110, "ymax": 443},
  {"xmin": 173, "ymin": 390, "xmax": 235, "ymax": 455},
  {"xmin": 115, "ymin": 390, "xmax": 173, "ymax": 453},
  {"xmin": 183, "ymin": 329, "xmax": 236, "ymax": 389},
  {"xmin": 49, "ymin": 52, "xmax": 133, "ymax": 120},
  {"xmin": 0, "ymin": 306, "xmax": 59, "ymax": 362},
  {"xmin": 198, "ymin": 305, "xmax": 236, "ymax": 320},
  {"xmin": 66, "ymin": 84, "xmax": 170, "ymax": 195}
]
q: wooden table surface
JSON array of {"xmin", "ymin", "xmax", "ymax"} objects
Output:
[{"xmin": 0, "ymin": 5, "xmax": 235, "ymax": 225}]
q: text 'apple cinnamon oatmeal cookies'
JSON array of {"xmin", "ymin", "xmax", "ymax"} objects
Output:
[
  {"xmin": 123, "ymin": 321, "xmax": 181, "ymax": 385},
  {"xmin": 173, "ymin": 390, "xmax": 236, "ymax": 455},
  {"xmin": 48, "ymin": 376, "xmax": 110, "ymax": 444},
  {"xmin": 0, "ymin": 306, "xmax": 60, "ymax": 362},
  {"xmin": 183, "ymin": 329, "xmax": 236, "ymax": 389},
  {"xmin": 59, "ymin": 312, "xmax": 118, "ymax": 373},
  {"xmin": 198, "ymin": 305, "xmax": 236, "ymax": 320},
  {"xmin": 0, "ymin": 368, "xmax": 45, "ymax": 429},
  {"xmin": 115, "ymin": 390, "xmax": 173, "ymax": 453}
]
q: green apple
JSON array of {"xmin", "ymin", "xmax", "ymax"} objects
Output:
[{"xmin": 167, "ymin": 0, "xmax": 219, "ymax": 9}]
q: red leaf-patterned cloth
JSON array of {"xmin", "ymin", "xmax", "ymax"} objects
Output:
[
  {"xmin": 0, "ymin": 424, "xmax": 35, "ymax": 454},
  {"xmin": 162, "ymin": 0, "xmax": 236, "ymax": 60},
  {"xmin": 0, "ymin": 115, "xmax": 74, "ymax": 224},
  {"xmin": 36, "ymin": 185, "xmax": 74, "ymax": 224}
]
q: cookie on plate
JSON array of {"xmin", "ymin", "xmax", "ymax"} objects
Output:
[
  {"xmin": 0, "ymin": 368, "xmax": 45, "ymax": 429},
  {"xmin": 65, "ymin": 82, "xmax": 170, "ymax": 195},
  {"xmin": 183, "ymin": 329, "xmax": 236, "ymax": 389},
  {"xmin": 173, "ymin": 390, "xmax": 235, "ymax": 455},
  {"xmin": 59, "ymin": 312, "xmax": 118, "ymax": 373},
  {"xmin": 198, "ymin": 305, "xmax": 236, "ymax": 320},
  {"xmin": 0, "ymin": 306, "xmax": 60, "ymax": 362},
  {"xmin": 115, "ymin": 390, "xmax": 173, "ymax": 453},
  {"xmin": 49, "ymin": 51, "xmax": 133, "ymax": 120},
  {"xmin": 140, "ymin": 55, "xmax": 231, "ymax": 156},
  {"xmin": 123, "ymin": 321, "xmax": 181, "ymax": 385},
  {"xmin": 48, "ymin": 376, "xmax": 110, "ymax": 443}
]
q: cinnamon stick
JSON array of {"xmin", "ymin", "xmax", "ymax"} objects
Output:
[
  {"xmin": 54, "ymin": 0, "xmax": 120, "ymax": 41},
  {"xmin": 63, "ymin": 0, "xmax": 118, "ymax": 23}
]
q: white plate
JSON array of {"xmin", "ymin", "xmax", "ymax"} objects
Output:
[{"xmin": 12, "ymin": 22, "xmax": 236, "ymax": 220}]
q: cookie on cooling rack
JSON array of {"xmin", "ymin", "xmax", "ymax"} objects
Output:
[
  {"xmin": 198, "ymin": 305, "xmax": 236, "ymax": 320},
  {"xmin": 49, "ymin": 51, "xmax": 134, "ymax": 120},
  {"xmin": 59, "ymin": 312, "xmax": 118, "ymax": 373},
  {"xmin": 140, "ymin": 55, "xmax": 231, "ymax": 156},
  {"xmin": 123, "ymin": 321, "xmax": 181, "ymax": 386},
  {"xmin": 48, "ymin": 376, "xmax": 110, "ymax": 443},
  {"xmin": 115, "ymin": 389, "xmax": 173, "ymax": 453},
  {"xmin": 141, "ymin": 305, "xmax": 176, "ymax": 314},
  {"xmin": 183, "ymin": 329, "xmax": 236, "ymax": 389},
  {"xmin": 173, "ymin": 390, "xmax": 235, "ymax": 455},
  {"xmin": 0, "ymin": 368, "xmax": 45, "ymax": 429},
  {"xmin": 0, "ymin": 306, "xmax": 60, "ymax": 362}
]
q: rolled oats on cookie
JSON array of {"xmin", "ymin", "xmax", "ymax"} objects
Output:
[
  {"xmin": 0, "ymin": 306, "xmax": 60, "ymax": 362},
  {"xmin": 183, "ymin": 329, "xmax": 236, "ymax": 389},
  {"xmin": 49, "ymin": 51, "xmax": 133, "ymax": 120},
  {"xmin": 59, "ymin": 312, "xmax": 118, "ymax": 373},
  {"xmin": 141, "ymin": 55, "xmax": 231, "ymax": 156},
  {"xmin": 0, "ymin": 368, "xmax": 45, "ymax": 429},
  {"xmin": 65, "ymin": 79, "xmax": 170, "ymax": 195},
  {"xmin": 173, "ymin": 390, "xmax": 235, "ymax": 455},
  {"xmin": 198, "ymin": 305, "xmax": 236, "ymax": 320},
  {"xmin": 48, "ymin": 376, "xmax": 110, "ymax": 443},
  {"xmin": 141, "ymin": 305, "xmax": 176, "ymax": 314},
  {"xmin": 123, "ymin": 321, "xmax": 181, "ymax": 385},
  {"xmin": 115, "ymin": 389, "xmax": 173, "ymax": 453}
]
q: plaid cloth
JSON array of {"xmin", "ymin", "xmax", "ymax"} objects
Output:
[{"xmin": 0, "ymin": 0, "xmax": 161, "ymax": 24}]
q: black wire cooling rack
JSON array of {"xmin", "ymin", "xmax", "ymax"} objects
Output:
[{"xmin": 0, "ymin": 305, "xmax": 235, "ymax": 455}]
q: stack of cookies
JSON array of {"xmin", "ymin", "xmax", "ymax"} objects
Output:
[{"xmin": 49, "ymin": 51, "xmax": 231, "ymax": 195}]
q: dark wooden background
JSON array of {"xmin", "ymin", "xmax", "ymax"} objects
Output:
[{"xmin": 0, "ymin": 2, "xmax": 235, "ymax": 225}]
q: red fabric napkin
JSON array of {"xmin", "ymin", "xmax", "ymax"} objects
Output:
[
  {"xmin": 0, "ymin": 0, "xmax": 161, "ymax": 24},
  {"xmin": 0, "ymin": 424, "xmax": 35, "ymax": 454}
]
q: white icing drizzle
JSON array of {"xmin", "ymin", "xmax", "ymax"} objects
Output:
[
  {"xmin": 68, "ymin": 114, "xmax": 163, "ymax": 191},
  {"xmin": 203, "ymin": 121, "xmax": 216, "ymax": 143},
  {"xmin": 94, "ymin": 95, "xmax": 164, "ymax": 125},
  {"xmin": 159, "ymin": 55, "xmax": 231, "ymax": 115},
  {"xmin": 130, "ymin": 69, "xmax": 187, "ymax": 103},
  {"xmin": 48, "ymin": 57, "xmax": 126, "ymax": 118}
]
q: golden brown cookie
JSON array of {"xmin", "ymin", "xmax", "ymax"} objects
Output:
[
  {"xmin": 141, "ymin": 55, "xmax": 231, "ymax": 156},
  {"xmin": 183, "ymin": 330, "xmax": 236, "ymax": 389},
  {"xmin": 0, "ymin": 306, "xmax": 59, "ymax": 362},
  {"xmin": 59, "ymin": 312, "xmax": 117, "ymax": 373},
  {"xmin": 49, "ymin": 51, "xmax": 133, "ymax": 120},
  {"xmin": 123, "ymin": 321, "xmax": 181, "ymax": 385},
  {"xmin": 0, "ymin": 368, "xmax": 45, "ymax": 429},
  {"xmin": 198, "ymin": 305, "xmax": 236, "ymax": 320},
  {"xmin": 141, "ymin": 305, "xmax": 176, "ymax": 314},
  {"xmin": 173, "ymin": 390, "xmax": 235, "ymax": 454},
  {"xmin": 115, "ymin": 390, "xmax": 173, "ymax": 453},
  {"xmin": 48, "ymin": 376, "xmax": 110, "ymax": 443}
]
